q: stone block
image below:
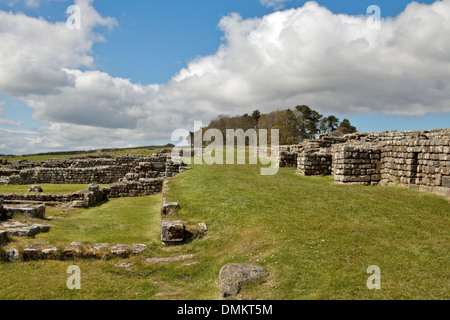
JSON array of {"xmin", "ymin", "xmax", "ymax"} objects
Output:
[
  {"xmin": 161, "ymin": 220, "xmax": 185, "ymax": 243},
  {"xmin": 218, "ymin": 264, "xmax": 265, "ymax": 299},
  {"xmin": 28, "ymin": 185, "xmax": 43, "ymax": 193},
  {"xmin": 161, "ymin": 201, "xmax": 180, "ymax": 215},
  {"xmin": 442, "ymin": 176, "xmax": 450, "ymax": 188},
  {"xmin": 5, "ymin": 248, "xmax": 19, "ymax": 262},
  {"xmin": 131, "ymin": 244, "xmax": 148, "ymax": 255},
  {"xmin": 111, "ymin": 244, "xmax": 129, "ymax": 257}
]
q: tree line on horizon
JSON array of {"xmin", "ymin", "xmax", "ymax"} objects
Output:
[{"xmin": 203, "ymin": 105, "xmax": 357, "ymax": 145}]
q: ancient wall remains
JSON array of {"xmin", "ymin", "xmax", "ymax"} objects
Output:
[
  {"xmin": 258, "ymin": 129, "xmax": 450, "ymax": 198},
  {"xmin": 0, "ymin": 154, "xmax": 181, "ymax": 186},
  {"xmin": 333, "ymin": 146, "xmax": 381, "ymax": 185},
  {"xmin": 107, "ymin": 178, "xmax": 163, "ymax": 198},
  {"xmin": 298, "ymin": 153, "xmax": 333, "ymax": 176}
]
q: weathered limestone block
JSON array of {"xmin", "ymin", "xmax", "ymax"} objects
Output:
[
  {"xmin": 41, "ymin": 247, "xmax": 58, "ymax": 259},
  {"xmin": 23, "ymin": 243, "xmax": 47, "ymax": 260},
  {"xmin": 443, "ymin": 176, "xmax": 450, "ymax": 188},
  {"xmin": 111, "ymin": 244, "xmax": 129, "ymax": 257},
  {"xmin": 147, "ymin": 254, "xmax": 195, "ymax": 264},
  {"xmin": 131, "ymin": 244, "xmax": 148, "ymax": 255},
  {"xmin": 218, "ymin": 264, "xmax": 265, "ymax": 299},
  {"xmin": 6, "ymin": 225, "xmax": 41, "ymax": 237},
  {"xmin": 84, "ymin": 243, "xmax": 110, "ymax": 258},
  {"xmin": 5, "ymin": 248, "xmax": 19, "ymax": 262},
  {"xmin": 185, "ymin": 222, "xmax": 208, "ymax": 242},
  {"xmin": 62, "ymin": 242, "xmax": 82, "ymax": 260},
  {"xmin": 3, "ymin": 204, "xmax": 46, "ymax": 219},
  {"xmin": 28, "ymin": 185, "xmax": 43, "ymax": 193},
  {"xmin": 161, "ymin": 200, "xmax": 180, "ymax": 215},
  {"xmin": 161, "ymin": 220, "xmax": 185, "ymax": 244}
]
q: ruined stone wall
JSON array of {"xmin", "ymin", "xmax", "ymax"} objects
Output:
[
  {"xmin": 0, "ymin": 169, "xmax": 20, "ymax": 177},
  {"xmin": 13, "ymin": 166, "xmax": 132, "ymax": 185},
  {"xmin": 333, "ymin": 145, "xmax": 381, "ymax": 185},
  {"xmin": 298, "ymin": 153, "xmax": 333, "ymax": 176},
  {"xmin": 256, "ymin": 146, "xmax": 302, "ymax": 168},
  {"xmin": 378, "ymin": 135, "xmax": 450, "ymax": 197},
  {"xmin": 0, "ymin": 184, "xmax": 107, "ymax": 208},
  {"xmin": 256, "ymin": 129, "xmax": 450, "ymax": 197},
  {"xmin": 107, "ymin": 178, "xmax": 163, "ymax": 198},
  {"xmin": 1, "ymin": 193, "xmax": 71, "ymax": 203},
  {"xmin": 0, "ymin": 154, "xmax": 180, "ymax": 186}
]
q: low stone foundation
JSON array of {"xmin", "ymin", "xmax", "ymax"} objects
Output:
[
  {"xmin": 0, "ymin": 242, "xmax": 149, "ymax": 262},
  {"xmin": 3, "ymin": 204, "xmax": 46, "ymax": 219},
  {"xmin": 0, "ymin": 154, "xmax": 182, "ymax": 186},
  {"xmin": 108, "ymin": 178, "xmax": 163, "ymax": 198}
]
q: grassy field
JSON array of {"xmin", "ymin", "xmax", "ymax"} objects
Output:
[
  {"xmin": 0, "ymin": 184, "xmax": 109, "ymax": 195},
  {"xmin": 4, "ymin": 146, "xmax": 165, "ymax": 162},
  {"xmin": 0, "ymin": 160, "xmax": 449, "ymax": 300}
]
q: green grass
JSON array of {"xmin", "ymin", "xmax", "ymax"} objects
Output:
[
  {"xmin": 0, "ymin": 184, "xmax": 109, "ymax": 195},
  {"xmin": 0, "ymin": 160, "xmax": 449, "ymax": 300},
  {"xmin": 5, "ymin": 146, "xmax": 166, "ymax": 162},
  {"xmin": 164, "ymin": 162, "xmax": 450, "ymax": 300},
  {"xmin": 23, "ymin": 196, "xmax": 163, "ymax": 246}
]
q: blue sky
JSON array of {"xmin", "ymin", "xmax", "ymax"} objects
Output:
[{"xmin": 0, "ymin": 0, "xmax": 449, "ymax": 154}]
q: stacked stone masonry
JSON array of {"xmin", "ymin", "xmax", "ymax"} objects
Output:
[
  {"xmin": 0, "ymin": 154, "xmax": 179, "ymax": 186},
  {"xmin": 298, "ymin": 153, "xmax": 333, "ymax": 176},
  {"xmin": 0, "ymin": 153, "xmax": 185, "ymax": 207},
  {"xmin": 257, "ymin": 129, "xmax": 450, "ymax": 198}
]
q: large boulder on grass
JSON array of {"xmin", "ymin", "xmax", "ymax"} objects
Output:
[{"xmin": 218, "ymin": 264, "xmax": 265, "ymax": 299}]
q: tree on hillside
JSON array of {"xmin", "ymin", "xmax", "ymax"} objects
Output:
[
  {"xmin": 272, "ymin": 109, "xmax": 298, "ymax": 145},
  {"xmin": 205, "ymin": 107, "xmax": 357, "ymax": 145},
  {"xmin": 293, "ymin": 105, "xmax": 312, "ymax": 141},
  {"xmin": 208, "ymin": 114, "xmax": 230, "ymax": 135},
  {"xmin": 251, "ymin": 110, "xmax": 261, "ymax": 129},
  {"xmin": 336, "ymin": 119, "xmax": 357, "ymax": 135},
  {"xmin": 291, "ymin": 105, "xmax": 324, "ymax": 141},
  {"xmin": 305, "ymin": 110, "xmax": 323, "ymax": 139},
  {"xmin": 242, "ymin": 109, "xmax": 261, "ymax": 130},
  {"xmin": 320, "ymin": 115, "xmax": 340, "ymax": 134},
  {"xmin": 257, "ymin": 111, "xmax": 278, "ymax": 131}
]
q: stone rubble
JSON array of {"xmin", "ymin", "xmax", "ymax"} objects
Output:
[
  {"xmin": 0, "ymin": 242, "xmax": 149, "ymax": 262},
  {"xmin": 218, "ymin": 264, "xmax": 266, "ymax": 299}
]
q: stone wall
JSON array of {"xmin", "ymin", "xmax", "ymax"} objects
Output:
[
  {"xmin": 3, "ymin": 204, "xmax": 46, "ymax": 219},
  {"xmin": 378, "ymin": 136, "xmax": 450, "ymax": 197},
  {"xmin": 1, "ymin": 184, "xmax": 106, "ymax": 208},
  {"xmin": 107, "ymin": 178, "xmax": 163, "ymax": 198},
  {"xmin": 0, "ymin": 154, "xmax": 181, "ymax": 186},
  {"xmin": 0, "ymin": 193, "xmax": 71, "ymax": 203},
  {"xmin": 333, "ymin": 145, "xmax": 381, "ymax": 185},
  {"xmin": 259, "ymin": 129, "xmax": 450, "ymax": 198},
  {"xmin": 298, "ymin": 153, "xmax": 333, "ymax": 176}
]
